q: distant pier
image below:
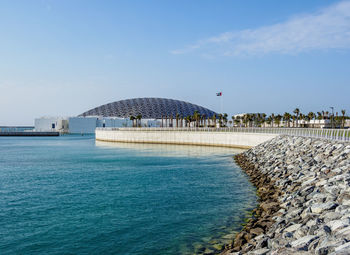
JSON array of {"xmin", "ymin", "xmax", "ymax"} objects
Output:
[{"xmin": 0, "ymin": 132, "xmax": 59, "ymax": 136}]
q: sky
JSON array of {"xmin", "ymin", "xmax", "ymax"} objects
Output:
[{"xmin": 1, "ymin": 0, "xmax": 350, "ymax": 125}]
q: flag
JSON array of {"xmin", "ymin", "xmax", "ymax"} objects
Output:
[{"xmin": 216, "ymin": 92, "xmax": 222, "ymax": 96}]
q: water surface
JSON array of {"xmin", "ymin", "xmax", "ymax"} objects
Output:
[{"xmin": 0, "ymin": 135, "xmax": 256, "ymax": 254}]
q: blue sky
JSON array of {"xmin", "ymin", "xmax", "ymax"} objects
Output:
[{"xmin": 1, "ymin": 0, "xmax": 349, "ymax": 125}]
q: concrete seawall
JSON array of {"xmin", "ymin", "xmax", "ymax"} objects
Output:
[{"xmin": 95, "ymin": 129, "xmax": 278, "ymax": 149}]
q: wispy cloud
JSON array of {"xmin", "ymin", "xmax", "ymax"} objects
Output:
[{"xmin": 171, "ymin": 1, "xmax": 350, "ymax": 57}]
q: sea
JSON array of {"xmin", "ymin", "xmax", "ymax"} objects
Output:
[{"xmin": 0, "ymin": 135, "xmax": 257, "ymax": 255}]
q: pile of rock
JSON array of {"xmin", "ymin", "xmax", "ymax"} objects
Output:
[{"xmin": 225, "ymin": 135, "xmax": 350, "ymax": 255}]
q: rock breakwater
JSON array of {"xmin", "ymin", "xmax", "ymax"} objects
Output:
[{"xmin": 226, "ymin": 135, "xmax": 350, "ymax": 255}]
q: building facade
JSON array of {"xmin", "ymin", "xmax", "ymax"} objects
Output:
[{"xmin": 34, "ymin": 117, "xmax": 69, "ymax": 133}]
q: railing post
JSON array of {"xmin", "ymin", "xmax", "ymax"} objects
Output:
[{"xmin": 343, "ymin": 130, "xmax": 346, "ymax": 141}]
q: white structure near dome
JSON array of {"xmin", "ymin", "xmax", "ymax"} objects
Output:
[
  {"xmin": 34, "ymin": 117, "xmax": 69, "ymax": 132},
  {"xmin": 68, "ymin": 117, "xmax": 99, "ymax": 134},
  {"xmin": 34, "ymin": 116, "xmax": 162, "ymax": 134},
  {"xmin": 69, "ymin": 116, "xmax": 132, "ymax": 134},
  {"xmin": 68, "ymin": 117, "xmax": 134, "ymax": 134}
]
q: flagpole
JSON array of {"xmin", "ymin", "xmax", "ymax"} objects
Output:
[
  {"xmin": 220, "ymin": 94, "xmax": 223, "ymax": 114},
  {"xmin": 216, "ymin": 92, "xmax": 223, "ymax": 114}
]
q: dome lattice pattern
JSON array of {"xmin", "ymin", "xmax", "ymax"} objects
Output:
[{"xmin": 79, "ymin": 98, "xmax": 217, "ymax": 119}]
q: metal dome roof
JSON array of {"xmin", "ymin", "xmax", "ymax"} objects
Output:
[{"xmin": 79, "ymin": 98, "xmax": 217, "ymax": 119}]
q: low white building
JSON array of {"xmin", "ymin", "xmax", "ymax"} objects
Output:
[
  {"xmin": 68, "ymin": 117, "xmax": 99, "ymax": 134},
  {"xmin": 346, "ymin": 120, "xmax": 350, "ymax": 128},
  {"xmin": 34, "ymin": 117, "xmax": 69, "ymax": 132},
  {"xmin": 145, "ymin": 119, "xmax": 161, "ymax": 127},
  {"xmin": 301, "ymin": 119, "xmax": 330, "ymax": 128},
  {"xmin": 34, "ymin": 116, "xmax": 164, "ymax": 134},
  {"xmin": 68, "ymin": 117, "xmax": 134, "ymax": 134}
]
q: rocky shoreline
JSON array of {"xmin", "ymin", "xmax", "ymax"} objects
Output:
[{"xmin": 222, "ymin": 135, "xmax": 350, "ymax": 255}]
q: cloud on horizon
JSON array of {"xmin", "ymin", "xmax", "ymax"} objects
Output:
[{"xmin": 171, "ymin": 1, "xmax": 350, "ymax": 57}]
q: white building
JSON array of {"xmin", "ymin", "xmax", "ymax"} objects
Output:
[
  {"xmin": 68, "ymin": 117, "xmax": 134, "ymax": 134},
  {"xmin": 34, "ymin": 116, "xmax": 164, "ymax": 134},
  {"xmin": 34, "ymin": 117, "xmax": 69, "ymax": 132},
  {"xmin": 68, "ymin": 117, "xmax": 99, "ymax": 134},
  {"xmin": 346, "ymin": 120, "xmax": 350, "ymax": 128}
]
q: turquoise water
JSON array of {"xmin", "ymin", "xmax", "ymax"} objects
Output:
[{"xmin": 0, "ymin": 136, "xmax": 257, "ymax": 255}]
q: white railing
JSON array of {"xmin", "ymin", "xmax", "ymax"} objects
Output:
[{"xmin": 96, "ymin": 127, "xmax": 350, "ymax": 142}]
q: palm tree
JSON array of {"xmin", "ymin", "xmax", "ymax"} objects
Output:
[
  {"xmin": 299, "ymin": 113, "xmax": 304, "ymax": 127},
  {"xmin": 212, "ymin": 114, "xmax": 217, "ymax": 127},
  {"xmin": 234, "ymin": 116, "xmax": 241, "ymax": 127},
  {"xmin": 270, "ymin": 113, "xmax": 275, "ymax": 127},
  {"xmin": 246, "ymin": 114, "xmax": 251, "ymax": 127},
  {"xmin": 291, "ymin": 115, "xmax": 296, "ymax": 127},
  {"xmin": 293, "ymin": 108, "xmax": 300, "ymax": 128},
  {"xmin": 201, "ymin": 114, "xmax": 206, "ymax": 127},
  {"xmin": 223, "ymin": 113, "xmax": 228, "ymax": 127},
  {"xmin": 251, "ymin": 114, "xmax": 255, "ymax": 127},
  {"xmin": 176, "ymin": 113, "xmax": 180, "ymax": 128},
  {"xmin": 255, "ymin": 113, "xmax": 260, "ymax": 127},
  {"xmin": 197, "ymin": 112, "xmax": 201, "ymax": 127},
  {"xmin": 248, "ymin": 114, "xmax": 253, "ymax": 127},
  {"xmin": 335, "ymin": 112, "xmax": 341, "ymax": 127},
  {"xmin": 231, "ymin": 116, "xmax": 235, "ymax": 127},
  {"xmin": 242, "ymin": 114, "xmax": 249, "ymax": 127},
  {"xmin": 170, "ymin": 115, "xmax": 173, "ymax": 127},
  {"xmin": 275, "ymin": 114, "xmax": 282, "ymax": 127},
  {"xmin": 324, "ymin": 111, "xmax": 330, "ymax": 127},
  {"xmin": 217, "ymin": 114, "xmax": 223, "ymax": 127},
  {"xmin": 248, "ymin": 114, "xmax": 252, "ymax": 127},
  {"xmin": 261, "ymin": 113, "xmax": 267, "ymax": 127},
  {"xmin": 317, "ymin": 112, "xmax": 322, "ymax": 128},
  {"xmin": 136, "ymin": 114, "xmax": 142, "ymax": 127},
  {"xmin": 192, "ymin": 111, "xmax": 200, "ymax": 127},
  {"xmin": 253, "ymin": 114, "xmax": 259, "ymax": 127},
  {"xmin": 307, "ymin": 112, "xmax": 315, "ymax": 128},
  {"xmin": 283, "ymin": 112, "xmax": 291, "ymax": 127},
  {"xmin": 130, "ymin": 116, "xmax": 135, "ymax": 127},
  {"xmin": 242, "ymin": 114, "xmax": 247, "ymax": 127},
  {"xmin": 185, "ymin": 116, "xmax": 189, "ymax": 127},
  {"xmin": 341, "ymin": 109, "xmax": 346, "ymax": 128},
  {"xmin": 255, "ymin": 113, "xmax": 261, "ymax": 127},
  {"xmin": 266, "ymin": 116, "xmax": 272, "ymax": 127},
  {"xmin": 303, "ymin": 114, "xmax": 310, "ymax": 127}
]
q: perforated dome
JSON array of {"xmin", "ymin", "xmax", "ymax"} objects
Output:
[{"xmin": 79, "ymin": 98, "xmax": 217, "ymax": 119}]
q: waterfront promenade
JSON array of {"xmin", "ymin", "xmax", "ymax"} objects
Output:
[
  {"xmin": 95, "ymin": 128, "xmax": 279, "ymax": 148},
  {"xmin": 96, "ymin": 127, "xmax": 350, "ymax": 149}
]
